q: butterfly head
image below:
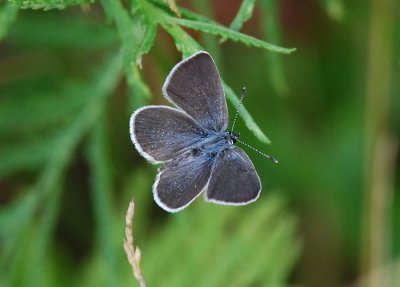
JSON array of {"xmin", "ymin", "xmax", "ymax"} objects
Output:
[{"xmin": 226, "ymin": 131, "xmax": 240, "ymax": 145}]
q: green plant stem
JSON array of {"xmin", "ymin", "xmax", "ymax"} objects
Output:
[{"xmin": 361, "ymin": 0, "xmax": 396, "ymax": 285}]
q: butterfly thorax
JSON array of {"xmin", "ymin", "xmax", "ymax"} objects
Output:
[{"xmin": 196, "ymin": 130, "xmax": 240, "ymax": 157}]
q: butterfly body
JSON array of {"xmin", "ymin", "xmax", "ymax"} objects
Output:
[
  {"xmin": 194, "ymin": 130, "xmax": 237, "ymax": 156},
  {"xmin": 130, "ymin": 51, "xmax": 264, "ymax": 212}
]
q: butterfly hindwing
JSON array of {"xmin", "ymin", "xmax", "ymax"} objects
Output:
[
  {"xmin": 153, "ymin": 150, "xmax": 214, "ymax": 212},
  {"xmin": 205, "ymin": 146, "xmax": 261, "ymax": 205}
]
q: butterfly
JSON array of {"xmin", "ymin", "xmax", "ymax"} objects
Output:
[{"xmin": 130, "ymin": 51, "xmax": 276, "ymax": 212}]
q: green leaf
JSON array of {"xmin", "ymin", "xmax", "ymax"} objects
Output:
[
  {"xmin": 133, "ymin": 21, "xmax": 157, "ymax": 68},
  {"xmin": 100, "ymin": 0, "xmax": 137, "ymax": 80},
  {"xmin": 220, "ymin": 0, "xmax": 256, "ymax": 45},
  {"xmin": 161, "ymin": 23, "xmax": 202, "ymax": 57},
  {"xmin": 229, "ymin": 0, "xmax": 256, "ymax": 32},
  {"xmin": 0, "ymin": 2, "xmax": 18, "ymax": 41},
  {"xmin": 100, "ymin": 0, "xmax": 153, "ymax": 103},
  {"xmin": 168, "ymin": 17, "xmax": 296, "ymax": 54},
  {"xmin": 9, "ymin": 0, "xmax": 94, "ymax": 10}
]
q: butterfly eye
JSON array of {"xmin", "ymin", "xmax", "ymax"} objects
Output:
[{"xmin": 209, "ymin": 151, "xmax": 217, "ymax": 158}]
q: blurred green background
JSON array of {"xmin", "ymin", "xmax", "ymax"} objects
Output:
[{"xmin": 0, "ymin": 0, "xmax": 399, "ymax": 286}]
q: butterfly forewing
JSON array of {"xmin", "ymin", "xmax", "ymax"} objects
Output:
[
  {"xmin": 130, "ymin": 106, "xmax": 205, "ymax": 163},
  {"xmin": 162, "ymin": 51, "xmax": 229, "ymax": 132}
]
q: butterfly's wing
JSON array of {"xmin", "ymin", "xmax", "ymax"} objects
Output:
[
  {"xmin": 162, "ymin": 51, "xmax": 228, "ymax": 132},
  {"xmin": 153, "ymin": 150, "xmax": 213, "ymax": 212},
  {"xmin": 130, "ymin": 106, "xmax": 205, "ymax": 163},
  {"xmin": 205, "ymin": 146, "xmax": 261, "ymax": 205}
]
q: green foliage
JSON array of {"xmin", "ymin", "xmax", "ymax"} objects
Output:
[
  {"xmin": 0, "ymin": 1, "xmax": 301, "ymax": 287},
  {"xmin": 0, "ymin": 54, "xmax": 123, "ymax": 286},
  {"xmin": 3, "ymin": 0, "xmax": 397, "ymax": 285},
  {"xmin": 142, "ymin": 194, "xmax": 300, "ymax": 287},
  {"xmin": 9, "ymin": 0, "xmax": 94, "ymax": 10}
]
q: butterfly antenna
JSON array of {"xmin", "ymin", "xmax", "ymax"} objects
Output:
[
  {"xmin": 236, "ymin": 138, "xmax": 279, "ymax": 164},
  {"xmin": 231, "ymin": 87, "xmax": 246, "ymax": 132}
]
